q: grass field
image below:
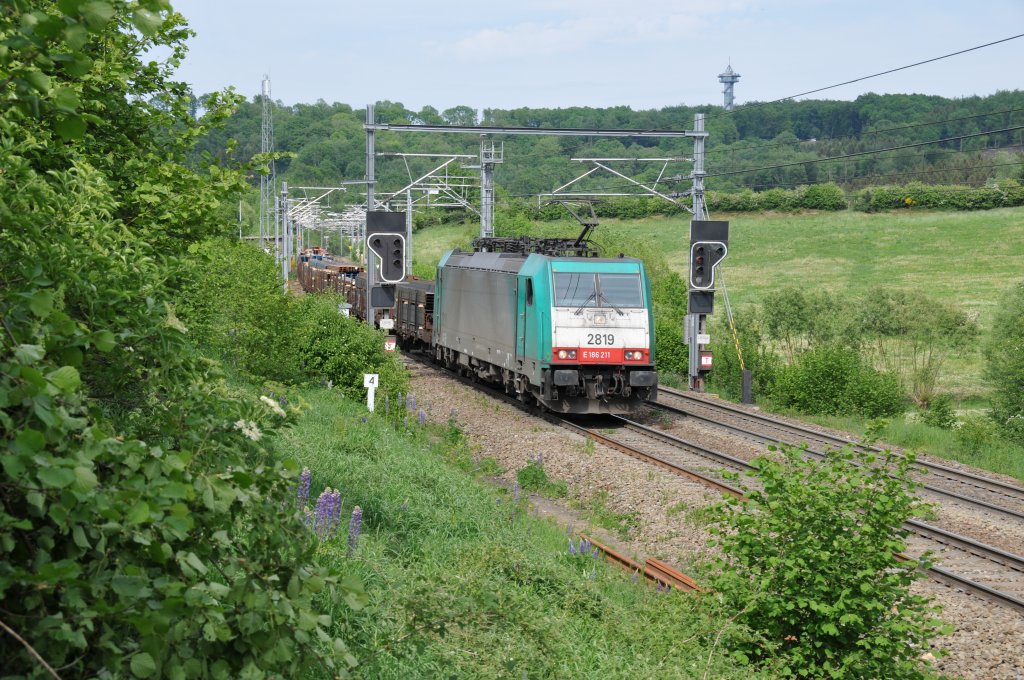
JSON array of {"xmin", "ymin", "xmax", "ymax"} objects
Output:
[{"xmin": 412, "ymin": 208, "xmax": 1024, "ymax": 399}]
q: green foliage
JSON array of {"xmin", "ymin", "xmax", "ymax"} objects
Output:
[
  {"xmin": 769, "ymin": 346, "xmax": 906, "ymax": 418},
  {"xmin": 954, "ymin": 415, "xmax": 1001, "ymax": 457},
  {"xmin": 983, "ymin": 281, "xmax": 1024, "ymax": 443},
  {"xmin": 515, "ymin": 460, "xmax": 568, "ymax": 498},
  {"xmin": 0, "ymin": 2, "xmax": 364, "ymax": 676},
  {"xmin": 853, "ymin": 180, "xmax": 1024, "ymax": 212},
  {"xmin": 706, "ymin": 312, "xmax": 781, "ymax": 401},
  {"xmin": 859, "ymin": 290, "xmax": 978, "ymax": 406},
  {"xmin": 213, "ymin": 89, "xmax": 1024, "ymax": 213},
  {"xmin": 755, "ymin": 287, "xmax": 974, "ymax": 409},
  {"xmin": 295, "ymin": 295, "xmax": 408, "ymax": 404},
  {"xmin": 179, "ymin": 239, "xmax": 302, "ymax": 382},
  {"xmin": 918, "ymin": 394, "xmax": 957, "ymax": 430},
  {"xmin": 706, "ymin": 445, "xmax": 946, "ymax": 678},
  {"xmin": 572, "ymin": 490, "xmax": 642, "ymax": 540}
]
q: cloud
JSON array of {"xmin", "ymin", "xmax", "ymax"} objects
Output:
[{"xmin": 436, "ymin": 0, "xmax": 758, "ymax": 60}]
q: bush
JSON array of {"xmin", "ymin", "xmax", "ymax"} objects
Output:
[
  {"xmin": 706, "ymin": 445, "xmax": 946, "ymax": 678},
  {"xmin": 179, "ymin": 239, "xmax": 303, "ymax": 382},
  {"xmin": 295, "ymin": 294, "xmax": 408, "ymax": 403},
  {"xmin": 852, "ymin": 180, "xmax": 1024, "ymax": 212},
  {"xmin": 919, "ymin": 394, "xmax": 957, "ymax": 429},
  {"xmin": 954, "ymin": 416, "xmax": 1001, "ymax": 457},
  {"xmin": 706, "ymin": 312, "xmax": 781, "ymax": 402},
  {"xmin": 769, "ymin": 346, "xmax": 906, "ymax": 418},
  {"xmin": 984, "ymin": 281, "xmax": 1024, "ymax": 443}
]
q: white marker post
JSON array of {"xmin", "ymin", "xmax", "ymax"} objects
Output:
[{"xmin": 363, "ymin": 373, "xmax": 379, "ymax": 412}]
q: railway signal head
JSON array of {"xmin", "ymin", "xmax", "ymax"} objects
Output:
[
  {"xmin": 368, "ymin": 233, "xmax": 406, "ymax": 283},
  {"xmin": 689, "ymin": 240, "xmax": 727, "ymax": 290}
]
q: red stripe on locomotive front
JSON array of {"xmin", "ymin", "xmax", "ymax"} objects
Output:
[{"xmin": 551, "ymin": 348, "xmax": 648, "ymax": 363}]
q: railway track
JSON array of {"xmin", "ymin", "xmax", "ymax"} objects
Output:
[
  {"xmin": 405, "ymin": 356, "xmax": 1024, "ymax": 615},
  {"xmin": 655, "ymin": 386, "xmax": 1024, "ymax": 522},
  {"xmin": 604, "ymin": 415, "xmax": 1024, "ymax": 616}
]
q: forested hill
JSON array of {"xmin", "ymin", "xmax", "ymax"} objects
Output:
[{"xmin": 195, "ymin": 91, "xmax": 1024, "ymax": 199}]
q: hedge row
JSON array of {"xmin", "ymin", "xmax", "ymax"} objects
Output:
[{"xmin": 499, "ymin": 178, "xmax": 1024, "ymax": 220}]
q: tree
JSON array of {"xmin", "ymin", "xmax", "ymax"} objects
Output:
[
  {"xmin": 984, "ymin": 281, "xmax": 1024, "ymax": 442},
  {"xmin": 0, "ymin": 2, "xmax": 363, "ymax": 676},
  {"xmin": 707, "ymin": 445, "xmax": 946, "ymax": 678}
]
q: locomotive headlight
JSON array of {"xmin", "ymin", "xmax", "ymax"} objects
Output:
[
  {"xmin": 568, "ymin": 350, "xmax": 577, "ymax": 359},
  {"xmin": 594, "ymin": 314, "xmax": 606, "ymax": 325},
  {"xmin": 558, "ymin": 350, "xmax": 567, "ymax": 359},
  {"xmin": 624, "ymin": 351, "xmax": 635, "ymax": 360}
]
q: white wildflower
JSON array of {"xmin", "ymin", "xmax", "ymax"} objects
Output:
[
  {"xmin": 233, "ymin": 419, "xmax": 262, "ymax": 441},
  {"xmin": 260, "ymin": 395, "xmax": 287, "ymax": 417}
]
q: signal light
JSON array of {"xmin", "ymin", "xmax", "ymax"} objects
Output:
[
  {"xmin": 689, "ymin": 240, "xmax": 728, "ymax": 290},
  {"xmin": 368, "ymin": 234, "xmax": 406, "ymax": 283}
]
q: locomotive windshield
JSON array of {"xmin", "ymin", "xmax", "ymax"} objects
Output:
[{"xmin": 553, "ymin": 272, "xmax": 644, "ymax": 308}]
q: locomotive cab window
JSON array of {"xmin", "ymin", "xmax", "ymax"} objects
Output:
[
  {"xmin": 598, "ymin": 274, "xmax": 643, "ymax": 308},
  {"xmin": 553, "ymin": 273, "xmax": 597, "ymax": 307},
  {"xmin": 553, "ymin": 272, "xmax": 643, "ymax": 309}
]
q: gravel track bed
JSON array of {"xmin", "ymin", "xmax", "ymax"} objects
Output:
[{"xmin": 405, "ymin": 363, "xmax": 1024, "ymax": 678}]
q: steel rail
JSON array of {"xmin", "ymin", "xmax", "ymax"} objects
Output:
[
  {"xmin": 660, "ymin": 386, "xmax": 1024, "ymax": 500},
  {"xmin": 654, "ymin": 388, "xmax": 1024, "ymax": 522}
]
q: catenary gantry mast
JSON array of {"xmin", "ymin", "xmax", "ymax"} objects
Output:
[{"xmin": 259, "ymin": 75, "xmax": 277, "ymax": 249}]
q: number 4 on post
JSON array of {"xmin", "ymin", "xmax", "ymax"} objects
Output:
[{"xmin": 363, "ymin": 374, "xmax": 379, "ymax": 412}]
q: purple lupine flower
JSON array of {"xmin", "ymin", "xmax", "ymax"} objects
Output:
[
  {"xmin": 313, "ymin": 489, "xmax": 332, "ymax": 537},
  {"xmin": 631, "ymin": 571, "xmax": 639, "ymax": 583},
  {"xmin": 418, "ymin": 410, "xmax": 426, "ymax": 427},
  {"xmin": 297, "ymin": 467, "xmax": 312, "ymax": 507},
  {"xmin": 569, "ymin": 540, "xmax": 576, "ymax": 555},
  {"xmin": 512, "ymin": 483, "xmax": 520, "ymax": 502},
  {"xmin": 279, "ymin": 396, "xmax": 288, "ymax": 407},
  {"xmin": 657, "ymin": 582, "xmax": 663, "ymax": 593},
  {"xmin": 327, "ymin": 490, "xmax": 341, "ymax": 536},
  {"xmin": 360, "ymin": 416, "xmax": 367, "ymax": 423},
  {"xmin": 347, "ymin": 506, "xmax": 363, "ymax": 555},
  {"xmin": 409, "ymin": 394, "xmax": 416, "ymax": 411},
  {"xmin": 591, "ymin": 548, "xmax": 599, "ymax": 559}
]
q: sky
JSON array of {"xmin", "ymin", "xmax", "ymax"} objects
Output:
[{"xmin": 166, "ymin": 0, "xmax": 1024, "ymax": 112}]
